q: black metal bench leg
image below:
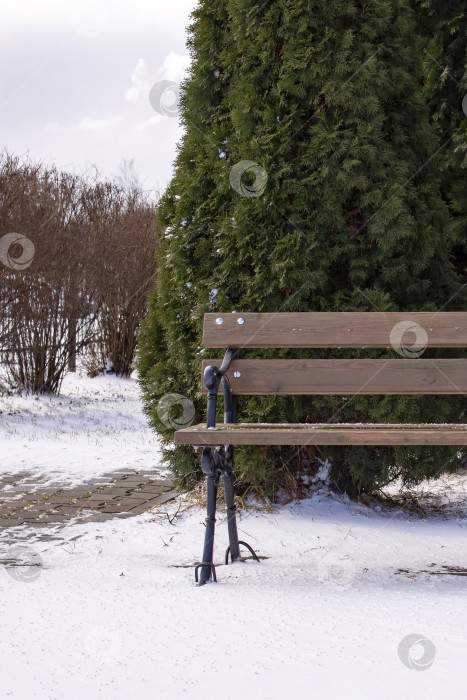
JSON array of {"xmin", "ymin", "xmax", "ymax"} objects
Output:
[
  {"xmin": 197, "ymin": 448, "xmax": 219, "ymax": 586},
  {"xmin": 222, "ymin": 446, "xmax": 241, "ymax": 562},
  {"xmin": 223, "ymin": 446, "xmax": 260, "ymax": 566}
]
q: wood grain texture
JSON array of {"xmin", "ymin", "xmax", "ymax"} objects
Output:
[
  {"xmin": 175, "ymin": 423, "xmax": 467, "ymax": 445},
  {"xmin": 203, "ymin": 312, "xmax": 467, "ymax": 348},
  {"xmin": 201, "ymin": 359, "xmax": 467, "ymax": 394}
]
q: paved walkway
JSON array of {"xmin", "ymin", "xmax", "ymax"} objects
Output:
[{"xmin": 0, "ymin": 469, "xmax": 177, "ymax": 528}]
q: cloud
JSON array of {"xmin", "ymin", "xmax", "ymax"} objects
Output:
[
  {"xmin": 125, "ymin": 51, "xmax": 190, "ymax": 104},
  {"xmin": 125, "ymin": 58, "xmax": 151, "ymax": 103},
  {"xmin": 77, "ymin": 115, "xmax": 123, "ymax": 130},
  {"xmin": 159, "ymin": 51, "xmax": 190, "ymax": 82},
  {"xmin": 136, "ymin": 114, "xmax": 164, "ymax": 131}
]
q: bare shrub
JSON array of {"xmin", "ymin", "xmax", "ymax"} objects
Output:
[
  {"xmin": 0, "ymin": 153, "xmax": 98, "ymax": 393},
  {"xmin": 90, "ymin": 185, "xmax": 158, "ymax": 376},
  {"xmin": 0, "ymin": 153, "xmax": 158, "ymax": 392}
]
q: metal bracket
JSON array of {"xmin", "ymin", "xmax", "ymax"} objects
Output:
[
  {"xmin": 201, "ymin": 446, "xmax": 226, "ymax": 484},
  {"xmin": 203, "ymin": 348, "xmax": 237, "ymax": 429},
  {"xmin": 195, "ymin": 563, "xmax": 217, "ymax": 584},
  {"xmin": 225, "ymin": 541, "xmax": 260, "ymax": 565}
]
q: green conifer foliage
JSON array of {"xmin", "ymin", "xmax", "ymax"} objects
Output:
[
  {"xmin": 138, "ymin": 0, "xmax": 467, "ymax": 497},
  {"xmin": 410, "ymin": 0, "xmax": 467, "ymax": 277}
]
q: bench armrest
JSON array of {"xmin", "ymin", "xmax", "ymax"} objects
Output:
[{"xmin": 203, "ymin": 348, "xmax": 237, "ymax": 428}]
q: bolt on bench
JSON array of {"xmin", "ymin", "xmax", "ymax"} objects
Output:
[{"xmin": 175, "ymin": 312, "xmax": 467, "ymax": 585}]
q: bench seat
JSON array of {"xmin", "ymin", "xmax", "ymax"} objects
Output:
[{"xmin": 175, "ymin": 422, "xmax": 467, "ymax": 446}]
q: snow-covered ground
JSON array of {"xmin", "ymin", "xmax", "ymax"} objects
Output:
[
  {"xmin": 2, "ymin": 492, "xmax": 467, "ymax": 699},
  {"xmin": 0, "ymin": 371, "xmax": 165, "ymax": 489},
  {"xmin": 1, "ymin": 372, "xmax": 467, "ymax": 699}
]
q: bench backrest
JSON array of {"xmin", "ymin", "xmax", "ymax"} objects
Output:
[{"xmin": 202, "ymin": 312, "xmax": 467, "ymax": 396}]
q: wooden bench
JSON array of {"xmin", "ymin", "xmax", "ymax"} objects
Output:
[{"xmin": 175, "ymin": 312, "xmax": 467, "ymax": 584}]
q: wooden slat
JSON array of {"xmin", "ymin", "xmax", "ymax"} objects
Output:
[
  {"xmin": 175, "ymin": 423, "xmax": 467, "ymax": 446},
  {"xmin": 203, "ymin": 312, "xmax": 467, "ymax": 348},
  {"xmin": 201, "ymin": 359, "xmax": 467, "ymax": 394}
]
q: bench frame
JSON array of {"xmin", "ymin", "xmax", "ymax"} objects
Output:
[{"xmin": 193, "ymin": 348, "xmax": 260, "ymax": 585}]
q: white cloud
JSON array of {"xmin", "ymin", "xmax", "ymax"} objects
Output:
[
  {"xmin": 125, "ymin": 51, "xmax": 190, "ymax": 104},
  {"xmin": 77, "ymin": 115, "xmax": 123, "ymax": 130},
  {"xmin": 136, "ymin": 114, "xmax": 164, "ymax": 131},
  {"xmin": 125, "ymin": 58, "xmax": 152, "ymax": 102},
  {"xmin": 159, "ymin": 51, "xmax": 190, "ymax": 82}
]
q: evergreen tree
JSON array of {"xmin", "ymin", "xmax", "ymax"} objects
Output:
[
  {"xmin": 410, "ymin": 0, "xmax": 467, "ymax": 278},
  {"xmin": 138, "ymin": 0, "xmax": 467, "ymax": 497}
]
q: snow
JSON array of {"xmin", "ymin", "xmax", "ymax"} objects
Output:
[
  {"xmin": 1, "ymin": 373, "xmax": 467, "ymax": 698},
  {"xmin": 2, "ymin": 489, "xmax": 467, "ymax": 698},
  {"xmin": 0, "ymin": 371, "xmax": 164, "ymax": 490}
]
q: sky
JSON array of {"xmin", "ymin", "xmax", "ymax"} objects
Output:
[{"xmin": 0, "ymin": 0, "xmax": 198, "ymax": 195}]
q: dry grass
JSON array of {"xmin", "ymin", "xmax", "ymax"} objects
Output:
[{"xmin": 376, "ymin": 467, "xmax": 467, "ymax": 519}]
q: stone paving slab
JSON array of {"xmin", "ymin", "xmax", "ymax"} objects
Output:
[
  {"xmin": 0, "ymin": 519, "xmax": 24, "ymax": 527},
  {"xmin": 0, "ymin": 469, "xmax": 177, "ymax": 531},
  {"xmin": 127, "ymin": 491, "xmax": 179, "ymax": 515}
]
